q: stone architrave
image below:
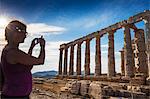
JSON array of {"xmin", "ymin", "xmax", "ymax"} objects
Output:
[
  {"xmin": 134, "ymin": 29, "xmax": 148, "ymax": 76},
  {"xmin": 76, "ymin": 42, "xmax": 82, "ymax": 75},
  {"xmin": 124, "ymin": 25, "xmax": 134, "ymax": 77},
  {"xmin": 63, "ymin": 46, "xmax": 68, "ymax": 75},
  {"xmin": 95, "ymin": 35, "xmax": 101, "ymax": 76},
  {"xmin": 69, "ymin": 45, "xmax": 74, "ymax": 75},
  {"xmin": 108, "ymin": 30, "xmax": 116, "ymax": 77},
  {"xmin": 144, "ymin": 16, "xmax": 150, "ymax": 78},
  {"xmin": 58, "ymin": 48, "xmax": 63, "ymax": 75},
  {"xmin": 84, "ymin": 39, "xmax": 91, "ymax": 76},
  {"xmin": 119, "ymin": 49, "xmax": 125, "ymax": 76}
]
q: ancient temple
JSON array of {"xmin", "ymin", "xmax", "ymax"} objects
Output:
[{"xmin": 57, "ymin": 10, "xmax": 150, "ymax": 81}]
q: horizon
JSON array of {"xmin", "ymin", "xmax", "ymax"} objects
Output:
[{"xmin": 0, "ymin": 0, "xmax": 149, "ymax": 73}]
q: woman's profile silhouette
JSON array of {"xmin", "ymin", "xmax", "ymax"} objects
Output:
[{"xmin": 0, "ymin": 20, "xmax": 45, "ymax": 99}]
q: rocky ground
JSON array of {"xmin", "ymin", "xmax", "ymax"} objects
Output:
[
  {"xmin": 31, "ymin": 77, "xmax": 150, "ymax": 99},
  {"xmin": 1, "ymin": 77, "xmax": 150, "ymax": 99},
  {"xmin": 31, "ymin": 78, "xmax": 84, "ymax": 99},
  {"xmin": 30, "ymin": 78, "xmax": 64, "ymax": 99}
]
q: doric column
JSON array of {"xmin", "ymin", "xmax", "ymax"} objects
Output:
[
  {"xmin": 63, "ymin": 46, "xmax": 68, "ymax": 75},
  {"xmin": 84, "ymin": 39, "xmax": 91, "ymax": 76},
  {"xmin": 124, "ymin": 25, "xmax": 134, "ymax": 77},
  {"xmin": 58, "ymin": 48, "xmax": 63, "ymax": 75},
  {"xmin": 95, "ymin": 35, "xmax": 101, "ymax": 76},
  {"xmin": 144, "ymin": 16, "xmax": 150, "ymax": 78},
  {"xmin": 119, "ymin": 49, "xmax": 125, "ymax": 76},
  {"xmin": 134, "ymin": 29, "xmax": 148, "ymax": 77},
  {"xmin": 108, "ymin": 30, "xmax": 116, "ymax": 77},
  {"xmin": 76, "ymin": 42, "xmax": 82, "ymax": 75},
  {"xmin": 69, "ymin": 45, "xmax": 74, "ymax": 75}
]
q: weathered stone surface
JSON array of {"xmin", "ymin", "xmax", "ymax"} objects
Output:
[
  {"xmin": 108, "ymin": 31, "xmax": 116, "ymax": 77},
  {"xmin": 124, "ymin": 25, "xmax": 134, "ymax": 77},
  {"xmin": 88, "ymin": 81, "xmax": 103, "ymax": 99},
  {"xmin": 95, "ymin": 36, "xmax": 101, "ymax": 76},
  {"xmin": 132, "ymin": 92, "xmax": 147, "ymax": 99},
  {"xmin": 70, "ymin": 81, "xmax": 81, "ymax": 95},
  {"xmin": 84, "ymin": 39, "xmax": 91, "ymax": 76},
  {"xmin": 80, "ymin": 80, "xmax": 91, "ymax": 96},
  {"xmin": 60, "ymin": 87, "xmax": 69, "ymax": 92},
  {"xmin": 120, "ymin": 50, "xmax": 125, "ymax": 76},
  {"xmin": 76, "ymin": 43, "xmax": 82, "ymax": 75},
  {"xmin": 134, "ymin": 29, "xmax": 148, "ymax": 77},
  {"xmin": 69, "ymin": 45, "xmax": 74, "ymax": 75},
  {"xmin": 146, "ymin": 78, "xmax": 150, "ymax": 85},
  {"xmin": 58, "ymin": 48, "xmax": 63, "ymax": 75},
  {"xmin": 130, "ymin": 77, "xmax": 146, "ymax": 85},
  {"xmin": 144, "ymin": 16, "xmax": 150, "ymax": 79},
  {"xmin": 63, "ymin": 47, "xmax": 68, "ymax": 75}
]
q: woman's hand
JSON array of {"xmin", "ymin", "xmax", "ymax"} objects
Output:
[
  {"xmin": 31, "ymin": 38, "xmax": 39, "ymax": 48},
  {"xmin": 28, "ymin": 38, "xmax": 39, "ymax": 55},
  {"xmin": 39, "ymin": 36, "xmax": 45, "ymax": 47}
]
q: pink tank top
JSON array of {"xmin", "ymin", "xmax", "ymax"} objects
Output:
[{"xmin": 1, "ymin": 47, "xmax": 32, "ymax": 96}]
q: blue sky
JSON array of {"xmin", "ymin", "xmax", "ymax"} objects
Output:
[{"xmin": 0, "ymin": 0, "xmax": 149, "ymax": 73}]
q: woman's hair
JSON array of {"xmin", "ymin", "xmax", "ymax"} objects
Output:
[{"xmin": 5, "ymin": 20, "xmax": 26, "ymax": 41}]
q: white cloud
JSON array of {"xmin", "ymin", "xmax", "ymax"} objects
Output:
[
  {"xmin": 27, "ymin": 23, "xmax": 66, "ymax": 34},
  {"xmin": 70, "ymin": 11, "xmax": 112, "ymax": 29}
]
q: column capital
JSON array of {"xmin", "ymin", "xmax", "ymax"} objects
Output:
[
  {"xmin": 123, "ymin": 23, "xmax": 133, "ymax": 30},
  {"xmin": 95, "ymin": 34, "xmax": 101, "ymax": 38},
  {"xmin": 85, "ymin": 38, "xmax": 92, "ymax": 42},
  {"xmin": 108, "ymin": 29, "xmax": 116, "ymax": 34},
  {"xmin": 59, "ymin": 47, "xmax": 64, "ymax": 51},
  {"xmin": 77, "ymin": 41, "xmax": 83, "ymax": 45},
  {"xmin": 94, "ymin": 31, "xmax": 101, "ymax": 37},
  {"xmin": 64, "ymin": 45, "xmax": 69, "ymax": 49},
  {"xmin": 60, "ymin": 43, "xmax": 66, "ymax": 49}
]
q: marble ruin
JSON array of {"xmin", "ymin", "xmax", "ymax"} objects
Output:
[{"xmin": 58, "ymin": 10, "xmax": 150, "ymax": 83}]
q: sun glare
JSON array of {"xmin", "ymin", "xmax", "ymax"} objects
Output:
[{"xmin": 0, "ymin": 16, "xmax": 9, "ymax": 28}]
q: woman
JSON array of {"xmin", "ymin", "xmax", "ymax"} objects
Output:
[{"xmin": 1, "ymin": 20, "xmax": 45, "ymax": 98}]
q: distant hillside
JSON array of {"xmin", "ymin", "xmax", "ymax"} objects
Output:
[{"xmin": 32, "ymin": 70, "xmax": 57, "ymax": 78}]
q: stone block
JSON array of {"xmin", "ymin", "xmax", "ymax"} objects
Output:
[
  {"xmin": 123, "ymin": 91, "xmax": 131, "ymax": 98},
  {"xmin": 140, "ymin": 86, "xmax": 150, "ymax": 96},
  {"xmin": 146, "ymin": 78, "xmax": 150, "ymax": 85},
  {"xmin": 70, "ymin": 81, "xmax": 81, "ymax": 95},
  {"xmin": 80, "ymin": 80, "xmax": 91, "ymax": 96},
  {"xmin": 103, "ymin": 86, "xmax": 114, "ymax": 96},
  {"xmin": 132, "ymin": 92, "xmax": 147, "ymax": 99},
  {"xmin": 130, "ymin": 77, "xmax": 146, "ymax": 85},
  {"xmin": 88, "ymin": 81, "xmax": 103, "ymax": 99}
]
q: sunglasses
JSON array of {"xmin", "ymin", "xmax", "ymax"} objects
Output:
[
  {"xmin": 7, "ymin": 25, "xmax": 28, "ymax": 35},
  {"xmin": 15, "ymin": 26, "xmax": 28, "ymax": 35}
]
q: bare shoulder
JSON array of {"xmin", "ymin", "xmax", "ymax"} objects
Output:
[{"xmin": 6, "ymin": 48, "xmax": 27, "ymax": 64}]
